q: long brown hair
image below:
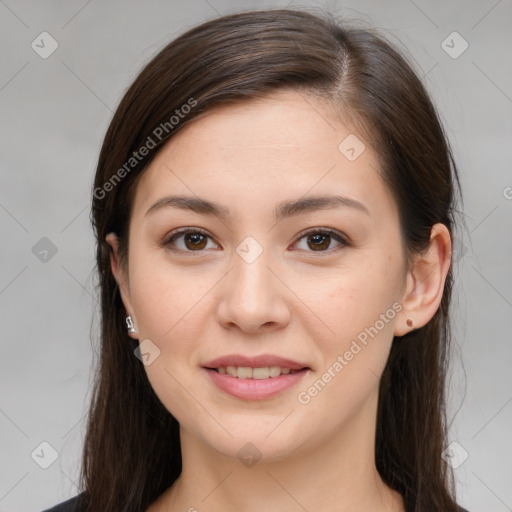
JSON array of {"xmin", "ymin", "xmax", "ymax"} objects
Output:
[{"xmin": 80, "ymin": 8, "xmax": 464, "ymax": 511}]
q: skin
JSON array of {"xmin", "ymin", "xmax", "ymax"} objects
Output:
[{"xmin": 106, "ymin": 89, "xmax": 451, "ymax": 512}]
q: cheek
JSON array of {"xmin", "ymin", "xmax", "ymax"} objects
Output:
[
  {"xmin": 308, "ymin": 254, "xmax": 401, "ymax": 378},
  {"xmin": 127, "ymin": 256, "xmax": 211, "ymax": 423},
  {"xmin": 128, "ymin": 246, "xmax": 213, "ymax": 340},
  {"xmin": 318, "ymin": 263, "xmax": 400, "ymax": 337},
  {"xmin": 296, "ymin": 271, "xmax": 399, "ymax": 426}
]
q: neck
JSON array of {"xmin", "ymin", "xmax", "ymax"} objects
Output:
[{"xmin": 150, "ymin": 392, "xmax": 404, "ymax": 512}]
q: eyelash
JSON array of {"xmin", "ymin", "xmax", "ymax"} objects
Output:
[{"xmin": 162, "ymin": 227, "xmax": 349, "ymax": 256}]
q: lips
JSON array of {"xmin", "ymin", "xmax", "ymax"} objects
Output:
[
  {"xmin": 202, "ymin": 354, "xmax": 310, "ymax": 371},
  {"xmin": 202, "ymin": 354, "xmax": 311, "ymax": 400}
]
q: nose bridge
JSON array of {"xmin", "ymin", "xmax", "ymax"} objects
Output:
[
  {"xmin": 216, "ymin": 239, "xmax": 290, "ymax": 332},
  {"xmin": 232, "ymin": 243, "xmax": 275, "ymax": 307}
]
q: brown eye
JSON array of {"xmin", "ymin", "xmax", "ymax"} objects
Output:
[
  {"xmin": 164, "ymin": 228, "xmax": 217, "ymax": 253},
  {"xmin": 183, "ymin": 232, "xmax": 208, "ymax": 250},
  {"xmin": 293, "ymin": 229, "xmax": 348, "ymax": 253},
  {"xmin": 307, "ymin": 232, "xmax": 331, "ymax": 251},
  {"xmin": 163, "ymin": 227, "xmax": 348, "ymax": 256}
]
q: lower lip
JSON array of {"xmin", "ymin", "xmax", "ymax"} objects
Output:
[{"xmin": 203, "ymin": 368, "xmax": 309, "ymax": 400}]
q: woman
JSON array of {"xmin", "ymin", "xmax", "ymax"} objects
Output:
[{"xmin": 44, "ymin": 8, "xmax": 469, "ymax": 512}]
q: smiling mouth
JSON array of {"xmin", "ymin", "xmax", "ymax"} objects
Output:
[{"xmin": 207, "ymin": 366, "xmax": 308, "ymax": 379}]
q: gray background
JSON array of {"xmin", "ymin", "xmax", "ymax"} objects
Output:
[{"xmin": 1, "ymin": 0, "xmax": 511, "ymax": 510}]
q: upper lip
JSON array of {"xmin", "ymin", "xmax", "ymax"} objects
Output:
[{"xmin": 203, "ymin": 354, "xmax": 310, "ymax": 371}]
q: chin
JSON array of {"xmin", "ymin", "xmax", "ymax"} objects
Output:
[{"xmin": 194, "ymin": 418, "xmax": 312, "ymax": 464}]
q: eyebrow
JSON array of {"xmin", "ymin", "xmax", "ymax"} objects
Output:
[{"xmin": 145, "ymin": 194, "xmax": 371, "ymax": 221}]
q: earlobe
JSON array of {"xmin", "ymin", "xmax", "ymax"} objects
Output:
[
  {"xmin": 394, "ymin": 271, "xmax": 418, "ymax": 336},
  {"xmin": 394, "ymin": 223, "xmax": 452, "ymax": 337},
  {"xmin": 105, "ymin": 232, "xmax": 138, "ymax": 339}
]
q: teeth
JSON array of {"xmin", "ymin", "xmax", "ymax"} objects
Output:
[
  {"xmin": 215, "ymin": 366, "xmax": 299, "ymax": 378},
  {"xmin": 237, "ymin": 366, "xmax": 253, "ymax": 379},
  {"xmin": 252, "ymin": 367, "xmax": 269, "ymax": 379},
  {"xmin": 268, "ymin": 365, "xmax": 281, "ymax": 377}
]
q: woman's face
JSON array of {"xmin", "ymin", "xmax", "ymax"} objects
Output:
[{"xmin": 114, "ymin": 89, "xmax": 412, "ymax": 461}]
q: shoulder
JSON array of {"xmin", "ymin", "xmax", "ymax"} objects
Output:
[{"xmin": 42, "ymin": 493, "xmax": 87, "ymax": 512}]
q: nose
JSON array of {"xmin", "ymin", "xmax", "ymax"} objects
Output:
[{"xmin": 215, "ymin": 249, "xmax": 291, "ymax": 335}]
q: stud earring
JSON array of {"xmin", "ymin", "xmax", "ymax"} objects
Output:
[
  {"xmin": 126, "ymin": 315, "xmax": 136, "ymax": 333},
  {"xmin": 406, "ymin": 318, "xmax": 414, "ymax": 329}
]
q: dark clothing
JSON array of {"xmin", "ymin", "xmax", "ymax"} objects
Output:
[
  {"xmin": 43, "ymin": 492, "xmax": 86, "ymax": 512},
  {"xmin": 43, "ymin": 493, "xmax": 83, "ymax": 511}
]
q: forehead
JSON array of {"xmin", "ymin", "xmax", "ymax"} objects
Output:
[
  {"xmin": 132, "ymin": 90, "xmax": 397, "ymax": 223},
  {"xmin": 166, "ymin": 90, "xmax": 350, "ymax": 156}
]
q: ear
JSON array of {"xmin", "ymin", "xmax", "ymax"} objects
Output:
[
  {"xmin": 105, "ymin": 232, "xmax": 138, "ymax": 340},
  {"xmin": 394, "ymin": 223, "xmax": 452, "ymax": 336}
]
